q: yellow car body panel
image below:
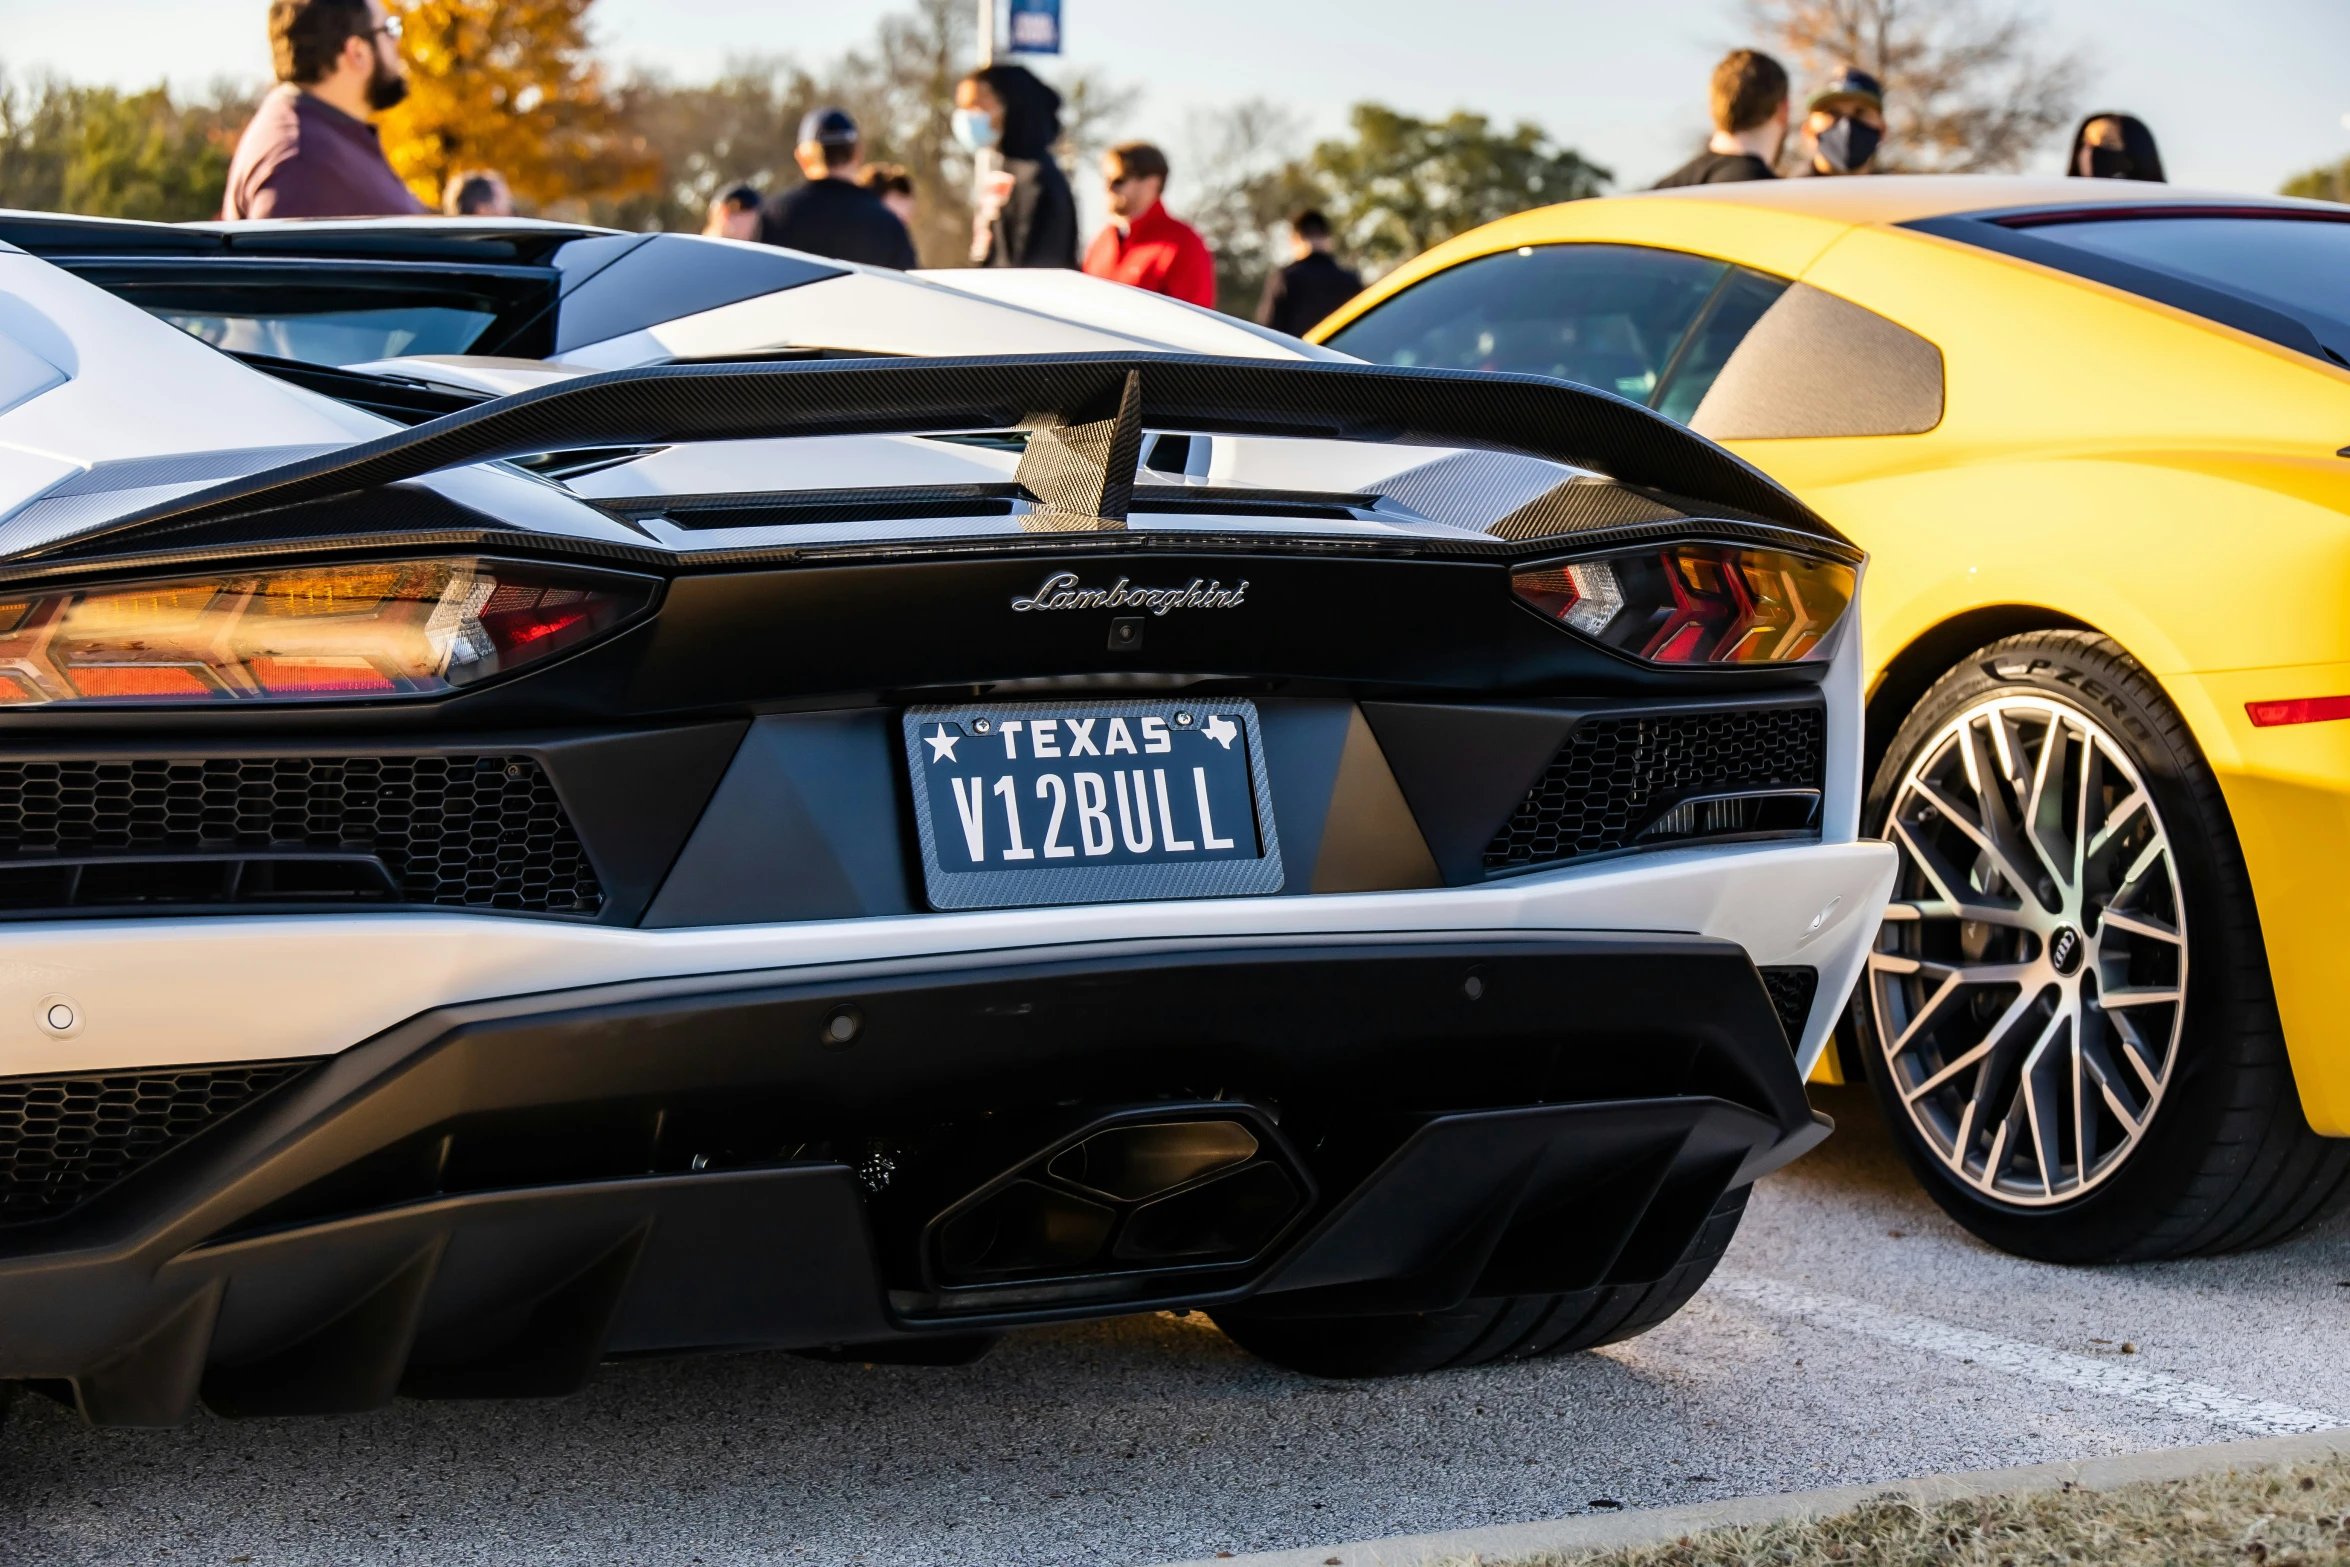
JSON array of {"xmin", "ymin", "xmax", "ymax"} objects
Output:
[{"xmin": 1315, "ymin": 177, "xmax": 2350, "ymax": 1130}]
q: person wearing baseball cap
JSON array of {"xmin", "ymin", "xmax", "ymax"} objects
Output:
[
  {"xmin": 758, "ymin": 106, "xmax": 918, "ymax": 268},
  {"xmin": 1800, "ymin": 66, "xmax": 1886, "ymax": 176}
]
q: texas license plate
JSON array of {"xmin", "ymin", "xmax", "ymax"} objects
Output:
[{"xmin": 902, "ymin": 700, "xmax": 1284, "ymax": 911}]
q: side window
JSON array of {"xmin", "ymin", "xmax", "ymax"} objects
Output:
[
  {"xmin": 1323, "ymin": 244, "xmax": 1790, "ymax": 418},
  {"xmin": 1653, "ymin": 268, "xmax": 1788, "ymax": 424}
]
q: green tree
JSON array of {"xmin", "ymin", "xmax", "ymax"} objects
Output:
[
  {"xmin": 1303, "ymin": 103, "xmax": 1609, "ymax": 273},
  {"xmin": 0, "ymin": 71, "xmax": 255, "ymax": 222},
  {"xmin": 2282, "ymin": 158, "xmax": 2350, "ymax": 204},
  {"xmin": 62, "ymin": 86, "xmax": 251, "ymax": 221}
]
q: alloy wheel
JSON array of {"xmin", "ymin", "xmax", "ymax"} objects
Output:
[{"xmin": 1870, "ymin": 694, "xmax": 2186, "ymax": 1206}]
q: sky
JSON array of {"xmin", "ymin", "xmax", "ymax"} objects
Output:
[{"xmin": 2, "ymin": 0, "xmax": 2346, "ymax": 196}]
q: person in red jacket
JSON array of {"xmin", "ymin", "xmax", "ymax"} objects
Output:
[{"xmin": 1082, "ymin": 142, "xmax": 1217, "ymax": 309}]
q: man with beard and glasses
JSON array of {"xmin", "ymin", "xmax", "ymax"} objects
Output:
[{"xmin": 223, "ymin": 0, "xmax": 426, "ymax": 219}]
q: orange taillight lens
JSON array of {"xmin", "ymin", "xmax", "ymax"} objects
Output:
[{"xmin": 0, "ymin": 558, "xmax": 654, "ymax": 707}]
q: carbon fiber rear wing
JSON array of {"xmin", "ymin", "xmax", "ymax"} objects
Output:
[{"xmin": 48, "ymin": 352, "xmax": 1846, "ymax": 557}]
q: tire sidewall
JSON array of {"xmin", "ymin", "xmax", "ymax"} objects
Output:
[{"xmin": 1855, "ymin": 633, "xmax": 2258, "ymax": 1262}]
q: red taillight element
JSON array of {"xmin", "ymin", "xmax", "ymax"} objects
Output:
[
  {"xmin": 2247, "ymin": 695, "xmax": 2350, "ymax": 727},
  {"xmin": 1511, "ymin": 544, "xmax": 1856, "ymax": 666},
  {"xmin": 0, "ymin": 558, "xmax": 654, "ymax": 707}
]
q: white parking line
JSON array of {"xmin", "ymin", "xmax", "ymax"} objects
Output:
[{"xmin": 1710, "ymin": 1272, "xmax": 2345, "ymax": 1436}]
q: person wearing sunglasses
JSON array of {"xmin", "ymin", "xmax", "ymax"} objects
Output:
[
  {"xmin": 224, "ymin": 0, "xmax": 426, "ymax": 219},
  {"xmin": 1081, "ymin": 142, "xmax": 1216, "ymax": 309}
]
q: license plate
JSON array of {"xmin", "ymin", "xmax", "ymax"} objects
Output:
[{"xmin": 903, "ymin": 700, "xmax": 1284, "ymax": 911}]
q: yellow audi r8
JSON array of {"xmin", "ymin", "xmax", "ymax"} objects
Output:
[{"xmin": 1313, "ymin": 176, "xmax": 2350, "ymax": 1263}]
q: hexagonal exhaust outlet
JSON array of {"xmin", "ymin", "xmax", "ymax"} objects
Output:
[{"xmin": 1048, "ymin": 1120, "xmax": 1259, "ymax": 1201}]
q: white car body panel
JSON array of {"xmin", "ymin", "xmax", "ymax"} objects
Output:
[
  {"xmin": 0, "ymin": 841, "xmax": 1891, "ymax": 1084},
  {"xmin": 0, "ymin": 220, "xmax": 1893, "ymax": 1089}
]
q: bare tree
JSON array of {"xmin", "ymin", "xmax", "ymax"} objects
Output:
[
  {"xmin": 1176, "ymin": 99, "xmax": 1317, "ymax": 315},
  {"xmin": 1747, "ymin": 0, "xmax": 2088, "ymax": 173}
]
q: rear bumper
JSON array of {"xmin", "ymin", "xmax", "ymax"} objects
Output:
[{"xmin": 0, "ymin": 934, "xmax": 1827, "ymax": 1424}]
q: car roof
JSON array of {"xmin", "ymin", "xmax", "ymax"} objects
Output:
[{"xmin": 1615, "ymin": 174, "xmax": 2339, "ymax": 228}]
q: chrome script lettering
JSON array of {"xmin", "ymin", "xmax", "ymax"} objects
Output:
[{"xmin": 1010, "ymin": 571, "xmax": 1250, "ymax": 617}]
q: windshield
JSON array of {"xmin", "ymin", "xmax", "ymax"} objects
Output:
[{"xmin": 2006, "ymin": 213, "xmax": 2350, "ymax": 365}]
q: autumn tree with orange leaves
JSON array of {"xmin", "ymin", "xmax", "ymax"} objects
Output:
[{"xmin": 378, "ymin": 0, "xmax": 653, "ymax": 214}]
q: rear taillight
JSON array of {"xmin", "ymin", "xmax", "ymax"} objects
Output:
[
  {"xmin": 1512, "ymin": 544, "xmax": 1855, "ymax": 665},
  {"xmin": 0, "ymin": 558, "xmax": 654, "ymax": 707}
]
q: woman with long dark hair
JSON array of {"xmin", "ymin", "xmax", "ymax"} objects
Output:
[{"xmin": 2068, "ymin": 113, "xmax": 2166, "ymax": 182}]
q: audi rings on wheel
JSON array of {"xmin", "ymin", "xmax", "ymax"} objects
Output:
[{"xmin": 1870, "ymin": 694, "xmax": 2186, "ymax": 1206}]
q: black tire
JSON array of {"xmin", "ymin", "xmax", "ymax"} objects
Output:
[
  {"xmin": 1210, "ymin": 1184, "xmax": 1747, "ymax": 1378},
  {"xmin": 1856, "ymin": 630, "xmax": 2350, "ymax": 1261}
]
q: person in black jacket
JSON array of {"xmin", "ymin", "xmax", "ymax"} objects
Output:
[
  {"xmin": 1257, "ymin": 211, "xmax": 1362, "ymax": 337},
  {"xmin": 953, "ymin": 64, "xmax": 1078, "ymax": 268},
  {"xmin": 1653, "ymin": 49, "xmax": 1788, "ymax": 187},
  {"xmin": 759, "ymin": 107, "xmax": 918, "ymax": 269}
]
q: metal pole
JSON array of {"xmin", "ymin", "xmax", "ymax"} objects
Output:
[{"xmin": 972, "ymin": 0, "xmax": 998, "ymax": 261}]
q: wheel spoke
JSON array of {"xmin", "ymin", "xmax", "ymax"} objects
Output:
[
  {"xmin": 2019, "ymin": 1010, "xmax": 2069, "ymax": 1197},
  {"xmin": 2080, "ymin": 1026, "xmax": 2148, "ymax": 1136},
  {"xmin": 2085, "ymin": 789, "xmax": 2149, "ymax": 864},
  {"xmin": 1912, "ymin": 776, "xmax": 2048, "ymax": 915},
  {"xmin": 2021, "ymin": 710, "xmax": 2077, "ymax": 900},
  {"xmin": 2100, "ymin": 986, "xmax": 2182, "ymax": 1010},
  {"xmin": 2117, "ymin": 834, "xmax": 2167, "ymax": 897},
  {"xmin": 2107, "ymin": 1006, "xmax": 2167, "ymax": 1093},
  {"xmin": 1904, "ymin": 1034, "xmax": 1994, "ymax": 1103},
  {"xmin": 1887, "ymin": 816, "xmax": 2027, "ymax": 924},
  {"xmin": 2098, "ymin": 906, "xmax": 2181, "ymax": 944}
]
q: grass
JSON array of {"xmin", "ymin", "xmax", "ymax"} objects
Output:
[{"xmin": 1497, "ymin": 1456, "xmax": 2350, "ymax": 1566}]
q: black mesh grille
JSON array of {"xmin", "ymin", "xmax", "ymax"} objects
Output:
[
  {"xmin": 0, "ymin": 756, "xmax": 601, "ymax": 914},
  {"xmin": 0, "ymin": 1063, "xmax": 309, "ymax": 1223},
  {"xmin": 1759, "ymin": 965, "xmax": 1820, "ymax": 1050},
  {"xmin": 1484, "ymin": 706, "xmax": 1824, "ymax": 872}
]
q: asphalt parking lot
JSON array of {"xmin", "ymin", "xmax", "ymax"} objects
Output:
[{"xmin": 6, "ymin": 1081, "xmax": 2348, "ymax": 1567}]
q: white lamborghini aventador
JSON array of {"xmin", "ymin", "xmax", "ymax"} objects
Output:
[{"xmin": 0, "ymin": 213, "xmax": 1892, "ymax": 1425}]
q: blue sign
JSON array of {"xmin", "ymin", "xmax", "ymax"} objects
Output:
[{"xmin": 1007, "ymin": 0, "xmax": 1062, "ymax": 55}]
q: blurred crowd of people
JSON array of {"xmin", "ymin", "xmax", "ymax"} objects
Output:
[
  {"xmin": 221, "ymin": 0, "xmax": 2172, "ymax": 340},
  {"xmin": 1656, "ymin": 46, "xmax": 2164, "ymax": 189}
]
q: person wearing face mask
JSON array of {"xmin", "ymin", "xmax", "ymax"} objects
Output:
[
  {"xmin": 1799, "ymin": 66, "xmax": 1886, "ymax": 177},
  {"xmin": 953, "ymin": 64, "xmax": 1079, "ymax": 269},
  {"xmin": 2068, "ymin": 113, "xmax": 2167, "ymax": 182},
  {"xmin": 223, "ymin": 0, "xmax": 427, "ymax": 219}
]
